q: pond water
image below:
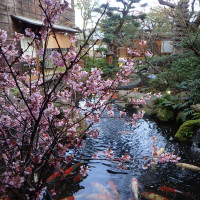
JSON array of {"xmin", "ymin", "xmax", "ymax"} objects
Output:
[{"xmin": 55, "ymin": 102, "xmax": 200, "ymax": 200}]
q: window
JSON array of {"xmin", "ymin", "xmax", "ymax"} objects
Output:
[{"xmin": 20, "ymin": 37, "xmax": 36, "ymax": 58}]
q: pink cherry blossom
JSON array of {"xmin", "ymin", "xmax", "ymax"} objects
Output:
[
  {"xmin": 25, "ymin": 28, "xmax": 35, "ymax": 39},
  {"xmin": 139, "ymin": 40, "xmax": 147, "ymax": 45},
  {"xmin": 145, "ymin": 51, "xmax": 153, "ymax": 57},
  {"xmin": 44, "ymin": 0, "xmax": 53, "ymax": 6},
  {"xmin": 0, "ymin": 29, "xmax": 7, "ymax": 44}
]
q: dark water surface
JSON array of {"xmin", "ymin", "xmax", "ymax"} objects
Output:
[{"xmin": 59, "ymin": 103, "xmax": 200, "ymax": 200}]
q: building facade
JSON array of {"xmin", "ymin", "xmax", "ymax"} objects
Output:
[
  {"xmin": 0, "ymin": 0, "xmax": 78, "ymax": 70},
  {"xmin": 0, "ymin": 0, "xmax": 76, "ymax": 38}
]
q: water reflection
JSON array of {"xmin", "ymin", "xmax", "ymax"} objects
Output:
[{"xmin": 71, "ymin": 102, "xmax": 200, "ymax": 200}]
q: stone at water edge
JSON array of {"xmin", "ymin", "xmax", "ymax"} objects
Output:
[
  {"xmin": 157, "ymin": 107, "xmax": 174, "ymax": 122},
  {"xmin": 175, "ymin": 119, "xmax": 200, "ymax": 142}
]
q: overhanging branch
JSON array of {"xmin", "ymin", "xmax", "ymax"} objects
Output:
[{"xmin": 158, "ymin": 0, "xmax": 176, "ymax": 8}]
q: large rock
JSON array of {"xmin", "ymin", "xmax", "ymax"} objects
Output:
[
  {"xmin": 175, "ymin": 119, "xmax": 200, "ymax": 142},
  {"xmin": 157, "ymin": 107, "xmax": 174, "ymax": 122},
  {"xmin": 190, "ymin": 104, "xmax": 200, "ymax": 112}
]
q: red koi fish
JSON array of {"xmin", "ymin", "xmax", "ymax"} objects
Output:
[
  {"xmin": 46, "ymin": 163, "xmax": 81, "ymax": 183},
  {"xmin": 141, "ymin": 192, "xmax": 168, "ymax": 200},
  {"xmin": 73, "ymin": 174, "xmax": 84, "ymax": 183},
  {"xmin": 108, "ymin": 181, "xmax": 120, "ymax": 200},
  {"xmin": 60, "ymin": 196, "xmax": 74, "ymax": 200},
  {"xmin": 87, "ymin": 193, "xmax": 112, "ymax": 200},
  {"xmin": 46, "ymin": 171, "xmax": 61, "ymax": 183},
  {"xmin": 64, "ymin": 163, "xmax": 81, "ymax": 176},
  {"xmin": 159, "ymin": 186, "xmax": 191, "ymax": 197}
]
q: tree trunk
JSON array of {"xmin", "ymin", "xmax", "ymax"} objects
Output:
[{"xmin": 113, "ymin": 39, "xmax": 118, "ymax": 68}]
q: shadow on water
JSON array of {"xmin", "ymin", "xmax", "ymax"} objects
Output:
[{"xmin": 57, "ymin": 103, "xmax": 200, "ymax": 200}]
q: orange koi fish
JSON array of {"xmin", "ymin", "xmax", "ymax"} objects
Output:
[
  {"xmin": 141, "ymin": 192, "xmax": 168, "ymax": 200},
  {"xmin": 131, "ymin": 178, "xmax": 139, "ymax": 200},
  {"xmin": 112, "ymin": 93, "xmax": 118, "ymax": 99},
  {"xmin": 93, "ymin": 182, "xmax": 113, "ymax": 199},
  {"xmin": 87, "ymin": 193, "xmax": 112, "ymax": 200},
  {"xmin": 108, "ymin": 181, "xmax": 120, "ymax": 200},
  {"xmin": 159, "ymin": 186, "xmax": 191, "ymax": 197}
]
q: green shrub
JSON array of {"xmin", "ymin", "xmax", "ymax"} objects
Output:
[
  {"xmin": 150, "ymin": 53, "xmax": 200, "ymax": 104},
  {"xmin": 84, "ymin": 57, "xmax": 119, "ymax": 78}
]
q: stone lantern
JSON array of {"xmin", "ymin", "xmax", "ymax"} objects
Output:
[{"xmin": 105, "ymin": 51, "xmax": 114, "ymax": 64}]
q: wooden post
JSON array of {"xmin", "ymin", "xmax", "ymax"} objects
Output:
[{"xmin": 35, "ymin": 40, "xmax": 40, "ymax": 73}]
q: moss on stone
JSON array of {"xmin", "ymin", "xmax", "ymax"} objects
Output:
[
  {"xmin": 140, "ymin": 107, "xmax": 158, "ymax": 116},
  {"xmin": 176, "ymin": 111, "xmax": 184, "ymax": 123},
  {"xmin": 175, "ymin": 119, "xmax": 200, "ymax": 142},
  {"xmin": 157, "ymin": 107, "xmax": 174, "ymax": 122}
]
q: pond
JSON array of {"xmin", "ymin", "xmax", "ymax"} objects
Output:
[{"xmin": 54, "ymin": 102, "xmax": 200, "ymax": 200}]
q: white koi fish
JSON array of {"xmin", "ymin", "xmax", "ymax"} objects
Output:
[
  {"xmin": 92, "ymin": 182, "xmax": 113, "ymax": 199},
  {"xmin": 131, "ymin": 178, "xmax": 139, "ymax": 200},
  {"xmin": 176, "ymin": 162, "xmax": 200, "ymax": 171},
  {"xmin": 108, "ymin": 181, "xmax": 120, "ymax": 200},
  {"xmin": 157, "ymin": 148, "xmax": 165, "ymax": 157},
  {"xmin": 153, "ymin": 147, "xmax": 165, "ymax": 162},
  {"xmin": 87, "ymin": 193, "xmax": 112, "ymax": 200}
]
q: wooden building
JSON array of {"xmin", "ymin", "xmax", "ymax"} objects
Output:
[
  {"xmin": 118, "ymin": 39, "xmax": 173, "ymax": 59},
  {"xmin": 0, "ymin": 0, "xmax": 79, "ymax": 70}
]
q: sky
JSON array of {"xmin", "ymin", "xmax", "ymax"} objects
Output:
[
  {"xmin": 74, "ymin": 0, "xmax": 161, "ymax": 28},
  {"xmin": 74, "ymin": 0, "xmax": 199, "ymax": 28}
]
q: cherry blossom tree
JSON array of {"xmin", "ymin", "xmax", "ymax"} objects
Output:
[
  {"xmin": 0, "ymin": 0, "xmax": 139, "ymax": 199},
  {"xmin": 0, "ymin": 0, "xmax": 181, "ymax": 199}
]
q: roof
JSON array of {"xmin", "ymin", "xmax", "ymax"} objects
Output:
[
  {"xmin": 104, "ymin": 51, "xmax": 114, "ymax": 56},
  {"xmin": 11, "ymin": 15, "xmax": 79, "ymax": 33}
]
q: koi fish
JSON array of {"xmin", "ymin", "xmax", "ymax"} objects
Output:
[
  {"xmin": 73, "ymin": 174, "xmax": 84, "ymax": 183},
  {"xmin": 112, "ymin": 93, "xmax": 118, "ymax": 99},
  {"xmin": 141, "ymin": 192, "xmax": 168, "ymax": 200},
  {"xmin": 92, "ymin": 182, "xmax": 113, "ymax": 199},
  {"xmin": 159, "ymin": 186, "xmax": 191, "ymax": 197},
  {"xmin": 131, "ymin": 178, "xmax": 139, "ymax": 200},
  {"xmin": 64, "ymin": 163, "xmax": 81, "ymax": 176},
  {"xmin": 157, "ymin": 148, "xmax": 165, "ymax": 157},
  {"xmin": 46, "ymin": 171, "xmax": 61, "ymax": 183},
  {"xmin": 176, "ymin": 162, "xmax": 200, "ymax": 171},
  {"xmin": 61, "ymin": 193, "xmax": 87, "ymax": 200},
  {"xmin": 119, "ymin": 131, "xmax": 135, "ymax": 134},
  {"xmin": 87, "ymin": 194, "xmax": 112, "ymax": 200},
  {"xmin": 60, "ymin": 196, "xmax": 74, "ymax": 200},
  {"xmin": 153, "ymin": 148, "xmax": 165, "ymax": 162},
  {"xmin": 108, "ymin": 181, "xmax": 120, "ymax": 200},
  {"xmin": 46, "ymin": 163, "xmax": 81, "ymax": 183}
]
